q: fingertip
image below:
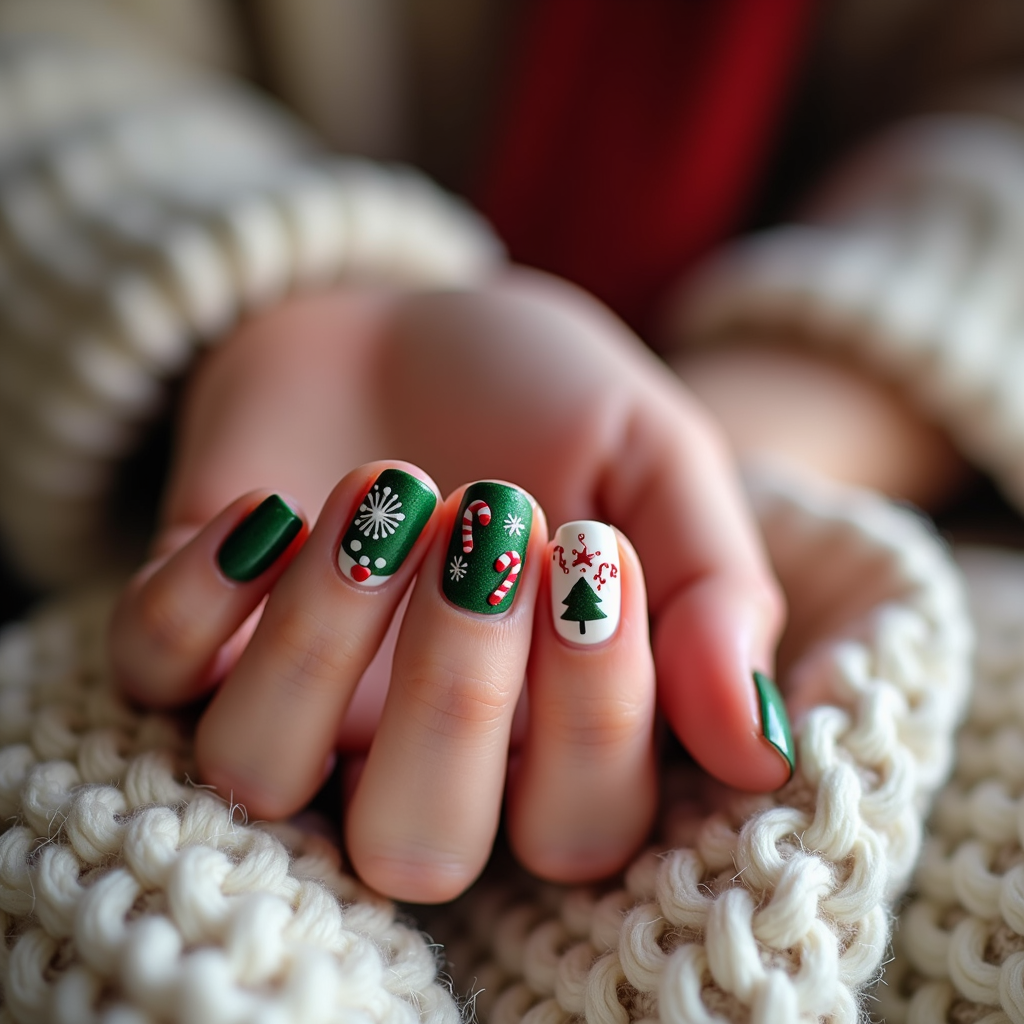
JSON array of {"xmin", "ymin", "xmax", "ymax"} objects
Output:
[
  {"xmin": 215, "ymin": 493, "xmax": 306, "ymax": 583},
  {"xmin": 320, "ymin": 462, "xmax": 441, "ymax": 589},
  {"xmin": 512, "ymin": 519, "xmax": 657, "ymax": 881},
  {"xmin": 111, "ymin": 491, "xmax": 308, "ymax": 709},
  {"xmin": 655, "ymin": 577, "xmax": 793, "ymax": 792},
  {"xmin": 438, "ymin": 479, "xmax": 542, "ymax": 616}
]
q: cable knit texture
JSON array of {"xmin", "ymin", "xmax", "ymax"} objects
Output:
[
  {"xmin": 876, "ymin": 549, "xmax": 1024, "ymax": 1023},
  {"xmin": 0, "ymin": 471, "xmax": 972, "ymax": 1022},
  {"xmin": 665, "ymin": 112, "xmax": 1024, "ymax": 1022},
  {"xmin": 0, "ymin": 587, "xmax": 462, "ymax": 1024}
]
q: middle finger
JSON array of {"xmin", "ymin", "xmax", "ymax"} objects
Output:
[{"xmin": 346, "ymin": 480, "xmax": 545, "ymax": 903}]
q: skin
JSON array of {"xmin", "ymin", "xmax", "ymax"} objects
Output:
[{"xmin": 109, "ymin": 268, "xmax": 962, "ymax": 902}]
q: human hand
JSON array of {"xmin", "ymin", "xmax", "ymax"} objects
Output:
[
  {"xmin": 110, "ymin": 269, "xmax": 791, "ymax": 899},
  {"xmin": 110, "ymin": 462, "xmax": 661, "ymax": 901}
]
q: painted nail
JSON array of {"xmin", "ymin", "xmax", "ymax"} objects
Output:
[
  {"xmin": 338, "ymin": 468, "xmax": 437, "ymax": 586},
  {"xmin": 443, "ymin": 481, "xmax": 532, "ymax": 614},
  {"xmin": 217, "ymin": 495, "xmax": 303, "ymax": 582},
  {"xmin": 753, "ymin": 670, "xmax": 795, "ymax": 779},
  {"xmin": 551, "ymin": 521, "xmax": 620, "ymax": 645}
]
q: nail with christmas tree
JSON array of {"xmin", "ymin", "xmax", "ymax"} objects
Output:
[
  {"xmin": 338, "ymin": 468, "xmax": 437, "ymax": 586},
  {"xmin": 551, "ymin": 520, "xmax": 620, "ymax": 645},
  {"xmin": 443, "ymin": 481, "xmax": 533, "ymax": 614}
]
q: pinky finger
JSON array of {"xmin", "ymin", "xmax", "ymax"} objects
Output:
[
  {"xmin": 507, "ymin": 522, "xmax": 657, "ymax": 883},
  {"xmin": 110, "ymin": 492, "xmax": 306, "ymax": 708}
]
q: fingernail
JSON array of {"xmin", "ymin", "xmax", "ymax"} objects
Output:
[
  {"xmin": 217, "ymin": 495, "xmax": 303, "ymax": 582},
  {"xmin": 338, "ymin": 468, "xmax": 437, "ymax": 586},
  {"xmin": 551, "ymin": 521, "xmax": 620, "ymax": 645},
  {"xmin": 753, "ymin": 670, "xmax": 795, "ymax": 779},
  {"xmin": 443, "ymin": 481, "xmax": 532, "ymax": 613}
]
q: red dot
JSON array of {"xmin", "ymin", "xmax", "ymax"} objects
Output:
[{"xmin": 351, "ymin": 565, "xmax": 372, "ymax": 582}]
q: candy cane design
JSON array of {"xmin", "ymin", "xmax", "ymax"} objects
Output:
[
  {"xmin": 488, "ymin": 550, "xmax": 521, "ymax": 606},
  {"xmin": 552, "ymin": 545, "xmax": 569, "ymax": 574},
  {"xmin": 462, "ymin": 499, "xmax": 491, "ymax": 553}
]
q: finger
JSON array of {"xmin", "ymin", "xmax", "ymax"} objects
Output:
[
  {"xmin": 346, "ymin": 480, "xmax": 545, "ymax": 903},
  {"xmin": 110, "ymin": 492, "xmax": 306, "ymax": 708},
  {"xmin": 600, "ymin": 401, "xmax": 793, "ymax": 790},
  {"xmin": 507, "ymin": 521, "xmax": 657, "ymax": 883},
  {"xmin": 194, "ymin": 462, "xmax": 440, "ymax": 819},
  {"xmin": 384, "ymin": 272, "xmax": 793, "ymax": 790}
]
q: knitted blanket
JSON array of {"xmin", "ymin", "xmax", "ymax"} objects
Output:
[{"xmin": 0, "ymin": 470, "xmax": 978, "ymax": 1023}]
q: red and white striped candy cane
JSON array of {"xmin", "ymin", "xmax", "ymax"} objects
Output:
[
  {"xmin": 462, "ymin": 499, "xmax": 491, "ymax": 552},
  {"xmin": 488, "ymin": 550, "xmax": 521, "ymax": 605}
]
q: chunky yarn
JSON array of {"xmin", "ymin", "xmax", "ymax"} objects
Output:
[
  {"xmin": 876, "ymin": 549, "xmax": 1024, "ymax": 1023},
  {"xmin": 0, "ymin": 587, "xmax": 461, "ymax": 1024},
  {"xmin": 429, "ymin": 470, "xmax": 972, "ymax": 1024},
  {"xmin": 0, "ymin": 469, "xmax": 968, "ymax": 1022}
]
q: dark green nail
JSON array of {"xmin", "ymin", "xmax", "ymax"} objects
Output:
[
  {"xmin": 217, "ymin": 495, "xmax": 302, "ymax": 582},
  {"xmin": 443, "ymin": 481, "xmax": 532, "ymax": 614},
  {"xmin": 753, "ymin": 671, "xmax": 795, "ymax": 778},
  {"xmin": 338, "ymin": 468, "xmax": 436, "ymax": 585}
]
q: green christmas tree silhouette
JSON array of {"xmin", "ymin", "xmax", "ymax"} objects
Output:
[{"xmin": 561, "ymin": 577, "xmax": 607, "ymax": 634}]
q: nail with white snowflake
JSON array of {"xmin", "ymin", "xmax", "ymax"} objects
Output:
[
  {"xmin": 338, "ymin": 468, "xmax": 436, "ymax": 586},
  {"xmin": 551, "ymin": 521, "xmax": 620, "ymax": 645},
  {"xmin": 443, "ymin": 481, "xmax": 533, "ymax": 614}
]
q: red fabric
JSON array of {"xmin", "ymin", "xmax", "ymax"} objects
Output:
[{"xmin": 476, "ymin": 0, "xmax": 814, "ymax": 331}]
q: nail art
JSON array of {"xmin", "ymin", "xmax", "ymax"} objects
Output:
[
  {"xmin": 443, "ymin": 482, "xmax": 533, "ymax": 614},
  {"xmin": 551, "ymin": 521, "xmax": 620, "ymax": 645},
  {"xmin": 338, "ymin": 468, "xmax": 437, "ymax": 586},
  {"xmin": 217, "ymin": 495, "xmax": 303, "ymax": 582},
  {"xmin": 753, "ymin": 670, "xmax": 795, "ymax": 778}
]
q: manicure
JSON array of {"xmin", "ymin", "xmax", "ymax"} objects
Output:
[
  {"xmin": 753, "ymin": 670, "xmax": 795, "ymax": 779},
  {"xmin": 217, "ymin": 495, "xmax": 303, "ymax": 582},
  {"xmin": 551, "ymin": 521, "xmax": 620, "ymax": 645},
  {"xmin": 338, "ymin": 468, "xmax": 437, "ymax": 586},
  {"xmin": 443, "ymin": 482, "xmax": 532, "ymax": 613}
]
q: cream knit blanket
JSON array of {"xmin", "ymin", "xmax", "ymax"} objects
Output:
[{"xmin": 0, "ymin": 471, "xmax": 975, "ymax": 1022}]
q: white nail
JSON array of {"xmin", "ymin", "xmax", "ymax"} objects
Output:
[{"xmin": 551, "ymin": 521, "xmax": 620, "ymax": 645}]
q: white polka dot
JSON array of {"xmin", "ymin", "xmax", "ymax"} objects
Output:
[
  {"xmin": 374, "ymin": 557, "xmax": 386, "ymax": 568},
  {"xmin": 359, "ymin": 556, "xmax": 370, "ymax": 566},
  {"xmin": 350, "ymin": 539, "xmax": 362, "ymax": 551}
]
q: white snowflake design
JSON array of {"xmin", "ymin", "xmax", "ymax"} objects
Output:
[
  {"xmin": 354, "ymin": 485, "xmax": 406, "ymax": 540},
  {"xmin": 448, "ymin": 555, "xmax": 468, "ymax": 582},
  {"xmin": 503, "ymin": 513, "xmax": 526, "ymax": 538}
]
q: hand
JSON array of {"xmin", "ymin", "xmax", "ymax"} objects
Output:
[
  {"xmin": 110, "ymin": 464, "xmax": 658, "ymax": 900},
  {"xmin": 110, "ymin": 269, "xmax": 789, "ymax": 899}
]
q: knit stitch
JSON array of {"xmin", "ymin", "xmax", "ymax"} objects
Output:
[{"xmin": 0, "ymin": 470, "xmax": 972, "ymax": 1022}]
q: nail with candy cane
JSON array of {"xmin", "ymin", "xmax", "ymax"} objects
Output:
[
  {"xmin": 489, "ymin": 550, "xmax": 521, "ymax": 605},
  {"xmin": 443, "ymin": 482, "xmax": 533, "ymax": 614},
  {"xmin": 551, "ymin": 520, "xmax": 620, "ymax": 645},
  {"xmin": 462, "ymin": 499, "xmax": 491, "ymax": 553}
]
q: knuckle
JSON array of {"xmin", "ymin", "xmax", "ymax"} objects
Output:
[
  {"xmin": 133, "ymin": 582, "xmax": 209, "ymax": 661},
  {"xmin": 402, "ymin": 661, "xmax": 514, "ymax": 736},
  {"xmin": 273, "ymin": 607, "xmax": 360, "ymax": 697},
  {"xmin": 551, "ymin": 693, "xmax": 651, "ymax": 753}
]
